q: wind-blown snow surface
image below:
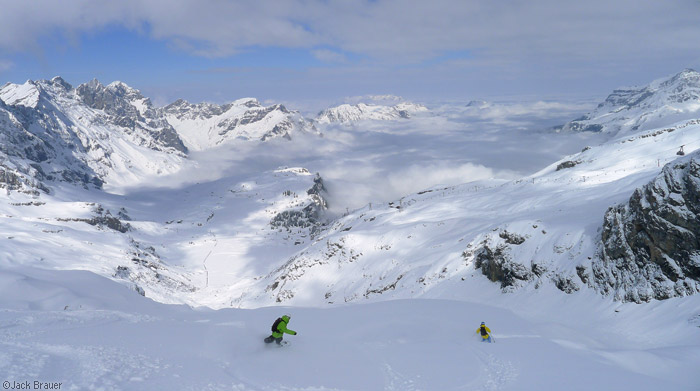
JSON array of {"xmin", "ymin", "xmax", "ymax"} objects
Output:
[{"xmin": 1, "ymin": 269, "xmax": 698, "ymax": 390}]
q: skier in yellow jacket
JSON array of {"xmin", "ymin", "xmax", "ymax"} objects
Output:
[{"xmin": 476, "ymin": 322, "xmax": 492, "ymax": 342}]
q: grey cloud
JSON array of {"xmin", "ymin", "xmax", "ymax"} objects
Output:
[{"xmin": 1, "ymin": 0, "xmax": 699, "ymax": 64}]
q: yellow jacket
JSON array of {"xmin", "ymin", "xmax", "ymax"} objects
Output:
[{"xmin": 476, "ymin": 325, "xmax": 491, "ymax": 339}]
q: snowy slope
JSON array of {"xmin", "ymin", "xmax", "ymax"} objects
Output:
[
  {"xmin": 0, "ymin": 268, "xmax": 698, "ymax": 390},
  {"xmin": 0, "ymin": 164, "xmax": 328, "ymax": 307},
  {"xmin": 245, "ymin": 118, "xmax": 700, "ymax": 308},
  {"xmin": 561, "ymin": 68, "xmax": 700, "ymax": 137}
]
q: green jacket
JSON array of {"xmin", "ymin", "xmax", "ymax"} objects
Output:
[{"xmin": 272, "ymin": 316, "xmax": 297, "ymax": 338}]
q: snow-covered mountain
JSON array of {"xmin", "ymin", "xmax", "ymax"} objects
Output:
[
  {"xmin": 244, "ymin": 118, "xmax": 700, "ymax": 307},
  {"xmin": 163, "ymin": 98, "xmax": 318, "ymax": 150},
  {"xmin": 0, "ymin": 77, "xmax": 187, "ymax": 191},
  {"xmin": 75, "ymin": 79, "xmax": 187, "ymax": 154},
  {"xmin": 316, "ymin": 100, "xmax": 428, "ymax": 124},
  {"xmin": 2, "ymin": 72, "xmax": 700, "ymax": 307},
  {"xmin": 2, "ymin": 71, "xmax": 700, "ymax": 389},
  {"xmin": 0, "ymin": 77, "xmax": 327, "ymax": 193},
  {"xmin": 561, "ymin": 68, "xmax": 700, "ymax": 136}
]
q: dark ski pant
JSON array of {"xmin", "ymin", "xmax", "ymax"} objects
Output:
[{"xmin": 264, "ymin": 335, "xmax": 283, "ymax": 344}]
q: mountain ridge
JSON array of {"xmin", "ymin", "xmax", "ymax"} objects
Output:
[{"xmin": 561, "ymin": 68, "xmax": 700, "ymax": 137}]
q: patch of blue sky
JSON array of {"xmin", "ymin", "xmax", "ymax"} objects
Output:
[
  {"xmin": 0, "ymin": 25, "xmax": 362, "ymax": 87},
  {"xmin": 0, "ymin": 26, "xmax": 194, "ymax": 87}
]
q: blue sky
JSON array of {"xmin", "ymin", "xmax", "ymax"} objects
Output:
[{"xmin": 1, "ymin": 0, "xmax": 700, "ymax": 107}]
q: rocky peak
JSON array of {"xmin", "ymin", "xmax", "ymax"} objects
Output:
[
  {"xmin": 50, "ymin": 76, "xmax": 73, "ymax": 91},
  {"xmin": 76, "ymin": 79, "xmax": 142, "ymax": 113},
  {"xmin": 162, "ymin": 99, "xmax": 228, "ymax": 120},
  {"xmin": 234, "ymin": 98, "xmax": 261, "ymax": 108},
  {"xmin": 0, "ymin": 80, "xmax": 41, "ymax": 108}
]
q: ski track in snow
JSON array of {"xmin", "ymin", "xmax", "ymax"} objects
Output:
[{"xmin": 473, "ymin": 352, "xmax": 518, "ymax": 391}]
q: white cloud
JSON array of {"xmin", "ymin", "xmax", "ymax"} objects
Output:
[
  {"xmin": 1, "ymin": 0, "xmax": 699, "ymax": 101},
  {"xmin": 0, "ymin": 60, "xmax": 12, "ymax": 72},
  {"xmin": 1, "ymin": 0, "xmax": 699, "ymax": 66}
]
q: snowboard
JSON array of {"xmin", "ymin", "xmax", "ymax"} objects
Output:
[{"xmin": 263, "ymin": 336, "xmax": 289, "ymax": 346}]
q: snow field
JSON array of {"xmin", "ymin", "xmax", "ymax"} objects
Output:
[{"xmin": 1, "ymin": 268, "xmax": 698, "ymax": 390}]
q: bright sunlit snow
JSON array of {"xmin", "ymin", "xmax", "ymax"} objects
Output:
[{"xmin": 1, "ymin": 70, "xmax": 699, "ymax": 390}]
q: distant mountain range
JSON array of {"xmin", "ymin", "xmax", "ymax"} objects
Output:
[
  {"xmin": 0, "ymin": 77, "xmax": 322, "ymax": 191},
  {"xmin": 0, "ymin": 78, "xmax": 433, "ymax": 193},
  {"xmin": 1, "ymin": 69, "xmax": 700, "ymax": 307}
]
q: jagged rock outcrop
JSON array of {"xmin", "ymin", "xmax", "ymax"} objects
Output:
[
  {"xmin": 270, "ymin": 173, "xmax": 329, "ymax": 237},
  {"xmin": 56, "ymin": 204, "xmax": 132, "ymax": 233},
  {"xmin": 470, "ymin": 239, "xmax": 533, "ymax": 290},
  {"xmin": 464, "ymin": 228, "xmax": 582, "ymax": 294},
  {"xmin": 593, "ymin": 152, "xmax": 700, "ymax": 302}
]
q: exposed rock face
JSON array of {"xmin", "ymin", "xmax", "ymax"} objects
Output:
[
  {"xmin": 76, "ymin": 79, "xmax": 187, "ymax": 153},
  {"xmin": 473, "ymin": 241, "xmax": 533, "ymax": 289},
  {"xmin": 114, "ymin": 238, "xmax": 197, "ymax": 298},
  {"xmin": 270, "ymin": 173, "xmax": 329, "ymax": 237},
  {"xmin": 0, "ymin": 77, "xmax": 188, "ymax": 192},
  {"xmin": 593, "ymin": 152, "xmax": 700, "ymax": 302},
  {"xmin": 556, "ymin": 160, "xmax": 581, "ymax": 171}
]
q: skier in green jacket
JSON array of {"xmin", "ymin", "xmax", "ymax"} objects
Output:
[{"xmin": 264, "ymin": 315, "xmax": 297, "ymax": 345}]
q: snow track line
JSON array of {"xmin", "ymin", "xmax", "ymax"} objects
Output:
[{"xmin": 202, "ymin": 230, "xmax": 217, "ymax": 288}]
